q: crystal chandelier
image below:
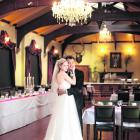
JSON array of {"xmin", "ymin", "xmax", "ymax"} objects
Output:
[
  {"xmin": 99, "ymin": 24, "xmax": 111, "ymax": 42},
  {"xmin": 52, "ymin": 0, "xmax": 93, "ymax": 27}
]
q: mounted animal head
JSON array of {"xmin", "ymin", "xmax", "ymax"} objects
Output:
[{"xmin": 72, "ymin": 45, "xmax": 85, "ymax": 63}]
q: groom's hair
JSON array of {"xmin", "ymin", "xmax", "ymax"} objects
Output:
[{"xmin": 64, "ymin": 55, "xmax": 75, "ymax": 60}]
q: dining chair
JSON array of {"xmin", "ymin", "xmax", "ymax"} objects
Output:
[
  {"xmin": 94, "ymin": 105, "xmax": 116, "ymax": 140},
  {"xmin": 121, "ymin": 105, "xmax": 140, "ymax": 140},
  {"xmin": 133, "ymin": 88, "xmax": 140, "ymax": 94},
  {"xmin": 118, "ymin": 91, "xmax": 129, "ymax": 102},
  {"xmin": 134, "ymin": 92, "xmax": 140, "ymax": 101}
]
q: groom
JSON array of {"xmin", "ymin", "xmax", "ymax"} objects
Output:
[{"xmin": 65, "ymin": 55, "xmax": 84, "ymax": 131}]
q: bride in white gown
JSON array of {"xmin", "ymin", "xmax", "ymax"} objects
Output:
[{"xmin": 44, "ymin": 58, "xmax": 83, "ymax": 140}]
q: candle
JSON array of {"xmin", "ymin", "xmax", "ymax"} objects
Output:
[
  {"xmin": 25, "ymin": 77, "xmax": 27, "ymax": 88},
  {"xmin": 32, "ymin": 77, "xmax": 34, "ymax": 87},
  {"xmin": 27, "ymin": 77, "xmax": 29, "ymax": 87},
  {"xmin": 29, "ymin": 76, "xmax": 31, "ymax": 87}
]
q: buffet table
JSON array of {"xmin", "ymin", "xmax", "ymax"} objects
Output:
[{"xmin": 0, "ymin": 93, "xmax": 54, "ymax": 135}]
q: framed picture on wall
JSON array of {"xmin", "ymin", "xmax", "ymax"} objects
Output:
[{"xmin": 110, "ymin": 52, "xmax": 121, "ymax": 68}]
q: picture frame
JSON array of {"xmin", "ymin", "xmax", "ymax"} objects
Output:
[{"xmin": 110, "ymin": 52, "xmax": 121, "ymax": 68}]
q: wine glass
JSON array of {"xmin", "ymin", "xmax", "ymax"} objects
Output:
[{"xmin": 117, "ymin": 100, "xmax": 123, "ymax": 106}]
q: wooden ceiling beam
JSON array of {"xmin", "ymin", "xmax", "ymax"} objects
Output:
[
  {"xmin": 17, "ymin": 10, "xmax": 140, "ymax": 47},
  {"xmin": 44, "ymin": 25, "xmax": 98, "ymax": 52},
  {"xmin": 16, "ymin": 11, "xmax": 57, "ymax": 48},
  {"xmin": 89, "ymin": 0, "xmax": 140, "ymax": 2},
  {"xmin": 91, "ymin": 11, "xmax": 140, "ymax": 21},
  {"xmin": 0, "ymin": 0, "xmax": 52, "ymax": 16},
  {"xmin": 61, "ymin": 33, "xmax": 94, "ymax": 55},
  {"xmin": 44, "ymin": 24, "xmax": 140, "ymax": 52},
  {"xmin": 0, "ymin": 0, "xmax": 140, "ymax": 17}
]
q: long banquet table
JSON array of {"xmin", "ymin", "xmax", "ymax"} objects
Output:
[{"xmin": 0, "ymin": 93, "xmax": 54, "ymax": 135}]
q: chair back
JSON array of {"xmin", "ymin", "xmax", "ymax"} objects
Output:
[
  {"xmin": 133, "ymin": 90, "xmax": 140, "ymax": 94},
  {"xmin": 118, "ymin": 92, "xmax": 129, "ymax": 102},
  {"xmin": 134, "ymin": 93, "xmax": 140, "ymax": 101},
  {"xmin": 121, "ymin": 106, "xmax": 140, "ymax": 123},
  {"xmin": 133, "ymin": 87, "xmax": 140, "ymax": 94},
  {"xmin": 95, "ymin": 105, "xmax": 115, "ymax": 123}
]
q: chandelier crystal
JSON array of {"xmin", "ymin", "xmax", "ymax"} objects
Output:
[
  {"xmin": 52, "ymin": 0, "xmax": 93, "ymax": 27},
  {"xmin": 99, "ymin": 24, "xmax": 111, "ymax": 42}
]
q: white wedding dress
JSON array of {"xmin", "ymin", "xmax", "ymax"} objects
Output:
[{"xmin": 44, "ymin": 81, "xmax": 83, "ymax": 140}]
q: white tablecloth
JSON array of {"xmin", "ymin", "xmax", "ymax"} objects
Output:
[{"xmin": 0, "ymin": 93, "xmax": 54, "ymax": 135}]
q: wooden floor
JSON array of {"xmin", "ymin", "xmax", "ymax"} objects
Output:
[{"xmin": 0, "ymin": 115, "xmax": 140, "ymax": 140}]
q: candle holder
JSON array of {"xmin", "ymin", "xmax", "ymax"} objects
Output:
[{"xmin": 24, "ymin": 73, "xmax": 34, "ymax": 95}]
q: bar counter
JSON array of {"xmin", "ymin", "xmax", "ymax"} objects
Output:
[{"xmin": 84, "ymin": 82, "xmax": 140, "ymax": 97}]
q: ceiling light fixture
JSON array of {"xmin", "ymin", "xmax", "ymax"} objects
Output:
[
  {"xmin": 99, "ymin": 24, "xmax": 111, "ymax": 42},
  {"xmin": 52, "ymin": 0, "xmax": 93, "ymax": 27}
]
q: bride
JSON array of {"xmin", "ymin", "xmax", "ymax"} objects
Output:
[{"xmin": 44, "ymin": 58, "xmax": 83, "ymax": 140}]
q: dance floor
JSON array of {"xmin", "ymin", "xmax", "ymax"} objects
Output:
[{"xmin": 0, "ymin": 115, "xmax": 140, "ymax": 140}]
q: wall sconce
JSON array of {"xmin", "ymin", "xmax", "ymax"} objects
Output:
[
  {"xmin": 51, "ymin": 46, "xmax": 59, "ymax": 59},
  {"xmin": 99, "ymin": 44, "xmax": 108, "ymax": 56},
  {"xmin": 30, "ymin": 39, "xmax": 39, "ymax": 49},
  {"xmin": 53, "ymin": 47, "xmax": 58, "ymax": 55},
  {"xmin": 0, "ymin": 30, "xmax": 10, "ymax": 44},
  {"xmin": 4, "ymin": 36, "xmax": 10, "ymax": 44},
  {"xmin": 44, "ymin": 46, "xmax": 59, "ymax": 58}
]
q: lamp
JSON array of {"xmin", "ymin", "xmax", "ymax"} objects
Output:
[
  {"xmin": 0, "ymin": 30, "xmax": 10, "ymax": 44},
  {"xmin": 99, "ymin": 24, "xmax": 111, "ymax": 42},
  {"xmin": 52, "ymin": 0, "xmax": 93, "ymax": 27}
]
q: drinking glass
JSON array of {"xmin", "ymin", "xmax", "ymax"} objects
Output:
[{"xmin": 117, "ymin": 100, "xmax": 123, "ymax": 106}]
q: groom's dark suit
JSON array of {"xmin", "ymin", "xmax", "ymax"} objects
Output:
[{"xmin": 67, "ymin": 68, "xmax": 84, "ymax": 130}]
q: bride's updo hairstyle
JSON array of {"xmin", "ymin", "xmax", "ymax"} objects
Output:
[
  {"xmin": 52, "ymin": 58, "xmax": 67, "ymax": 82},
  {"xmin": 57, "ymin": 58, "xmax": 67, "ymax": 70},
  {"xmin": 51, "ymin": 58, "xmax": 67, "ymax": 94}
]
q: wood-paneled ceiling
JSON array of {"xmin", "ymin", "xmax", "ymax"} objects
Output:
[{"xmin": 1, "ymin": 0, "xmax": 140, "ymax": 52}]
